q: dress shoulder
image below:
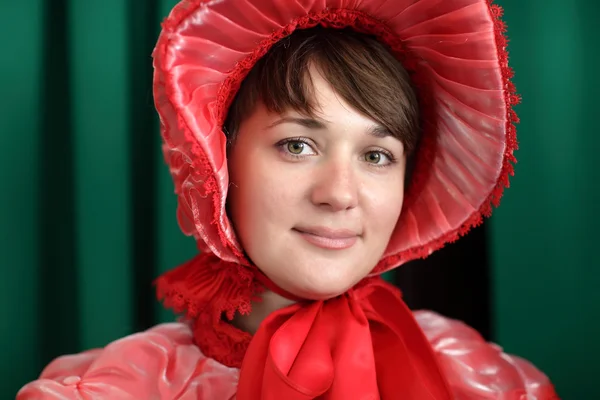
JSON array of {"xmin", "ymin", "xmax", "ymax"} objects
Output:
[
  {"xmin": 414, "ymin": 310, "xmax": 559, "ymax": 399},
  {"xmin": 17, "ymin": 323, "xmax": 239, "ymax": 400},
  {"xmin": 17, "ymin": 313, "xmax": 560, "ymax": 399}
]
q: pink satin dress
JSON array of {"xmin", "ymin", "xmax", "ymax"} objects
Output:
[{"xmin": 17, "ymin": 311, "xmax": 557, "ymax": 399}]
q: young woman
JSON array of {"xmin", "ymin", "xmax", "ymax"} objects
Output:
[{"xmin": 18, "ymin": 0, "xmax": 559, "ymax": 398}]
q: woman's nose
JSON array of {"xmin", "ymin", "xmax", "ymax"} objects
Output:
[{"xmin": 310, "ymin": 158, "xmax": 359, "ymax": 212}]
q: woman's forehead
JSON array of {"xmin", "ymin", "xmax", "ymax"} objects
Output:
[{"xmin": 224, "ymin": 27, "xmax": 419, "ymax": 152}]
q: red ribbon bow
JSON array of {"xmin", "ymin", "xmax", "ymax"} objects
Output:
[{"xmin": 237, "ymin": 279, "xmax": 453, "ymax": 399}]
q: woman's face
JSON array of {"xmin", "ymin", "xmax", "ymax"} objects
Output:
[{"xmin": 227, "ymin": 67, "xmax": 407, "ymax": 300}]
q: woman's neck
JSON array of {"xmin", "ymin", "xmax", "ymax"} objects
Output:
[{"xmin": 231, "ymin": 289, "xmax": 296, "ymax": 334}]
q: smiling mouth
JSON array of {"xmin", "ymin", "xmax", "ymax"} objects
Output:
[{"xmin": 293, "ymin": 227, "xmax": 359, "ymax": 250}]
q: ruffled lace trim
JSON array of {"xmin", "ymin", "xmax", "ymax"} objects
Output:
[
  {"xmin": 156, "ymin": 252, "xmax": 264, "ymax": 367},
  {"xmin": 157, "ymin": 3, "xmax": 519, "ymax": 273},
  {"xmin": 371, "ymin": 0, "xmax": 520, "ymax": 273}
]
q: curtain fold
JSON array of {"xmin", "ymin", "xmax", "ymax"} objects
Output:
[
  {"xmin": 491, "ymin": 2, "xmax": 600, "ymax": 399},
  {"xmin": 1, "ymin": 1, "xmax": 44, "ymax": 397}
]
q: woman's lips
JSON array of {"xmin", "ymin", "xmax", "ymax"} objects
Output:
[{"xmin": 293, "ymin": 227, "xmax": 359, "ymax": 250}]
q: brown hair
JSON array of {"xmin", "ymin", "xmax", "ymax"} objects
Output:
[{"xmin": 224, "ymin": 26, "xmax": 420, "ymax": 155}]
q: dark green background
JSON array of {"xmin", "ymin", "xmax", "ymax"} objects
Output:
[{"xmin": 1, "ymin": 0, "xmax": 597, "ymax": 398}]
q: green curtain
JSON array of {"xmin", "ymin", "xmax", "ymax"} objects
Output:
[
  {"xmin": 491, "ymin": 1, "xmax": 600, "ymax": 399},
  {"xmin": 1, "ymin": 0, "xmax": 595, "ymax": 398},
  {"xmin": 1, "ymin": 0, "xmax": 192, "ymax": 397}
]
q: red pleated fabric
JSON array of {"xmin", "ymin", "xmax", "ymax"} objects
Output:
[{"xmin": 153, "ymin": 0, "xmax": 519, "ymax": 274}]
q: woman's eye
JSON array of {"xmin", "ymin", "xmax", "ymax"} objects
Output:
[
  {"xmin": 364, "ymin": 151, "xmax": 390, "ymax": 165},
  {"xmin": 280, "ymin": 139, "xmax": 316, "ymax": 156},
  {"xmin": 287, "ymin": 141, "xmax": 306, "ymax": 155}
]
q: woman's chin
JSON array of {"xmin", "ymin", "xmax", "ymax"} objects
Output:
[
  {"xmin": 257, "ymin": 257, "xmax": 375, "ymax": 301},
  {"xmin": 281, "ymin": 278, "xmax": 358, "ymax": 301}
]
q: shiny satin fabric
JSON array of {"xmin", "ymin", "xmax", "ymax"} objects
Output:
[
  {"xmin": 17, "ymin": 323, "xmax": 239, "ymax": 399},
  {"xmin": 17, "ymin": 313, "xmax": 557, "ymax": 399},
  {"xmin": 153, "ymin": 0, "xmax": 518, "ymax": 275},
  {"xmin": 237, "ymin": 280, "xmax": 452, "ymax": 399}
]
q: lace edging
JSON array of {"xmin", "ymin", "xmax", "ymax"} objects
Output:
[{"xmin": 155, "ymin": 252, "xmax": 264, "ymax": 367}]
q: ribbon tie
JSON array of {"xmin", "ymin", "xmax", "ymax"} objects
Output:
[{"xmin": 237, "ymin": 279, "xmax": 453, "ymax": 399}]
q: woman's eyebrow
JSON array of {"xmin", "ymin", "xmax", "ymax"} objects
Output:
[
  {"xmin": 367, "ymin": 125, "xmax": 392, "ymax": 138},
  {"xmin": 268, "ymin": 116, "xmax": 328, "ymax": 130},
  {"xmin": 268, "ymin": 116, "xmax": 391, "ymax": 138}
]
